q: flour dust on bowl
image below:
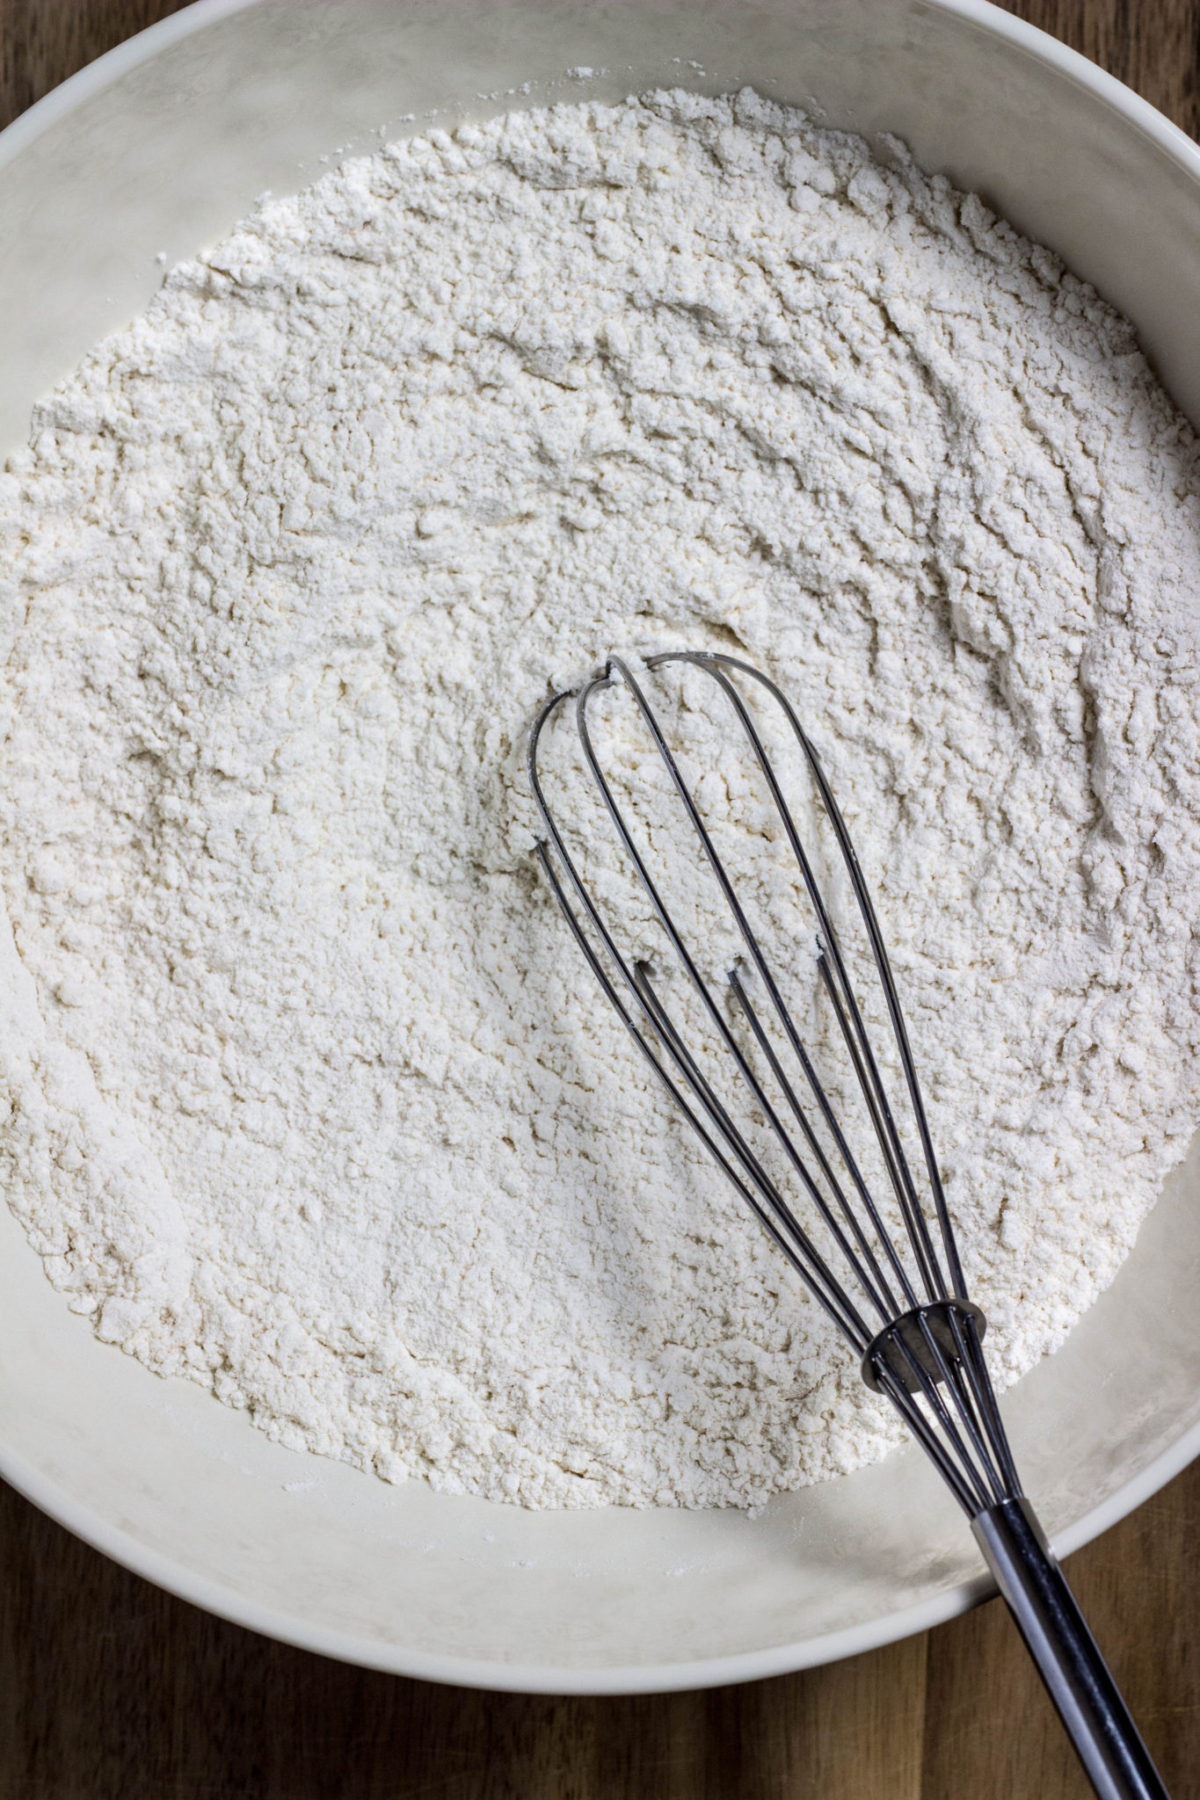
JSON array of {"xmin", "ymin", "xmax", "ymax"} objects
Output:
[{"xmin": 0, "ymin": 0, "xmax": 1198, "ymax": 1695}]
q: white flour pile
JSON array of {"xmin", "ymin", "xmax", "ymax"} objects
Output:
[{"xmin": 1, "ymin": 88, "xmax": 1199, "ymax": 1509}]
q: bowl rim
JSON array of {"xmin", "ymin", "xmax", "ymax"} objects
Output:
[{"xmin": 1, "ymin": 0, "xmax": 1198, "ymax": 1695}]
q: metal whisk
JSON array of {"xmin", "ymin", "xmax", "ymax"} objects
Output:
[{"xmin": 528, "ymin": 649, "xmax": 1168, "ymax": 1800}]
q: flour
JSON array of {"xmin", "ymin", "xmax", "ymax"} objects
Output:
[{"xmin": 1, "ymin": 88, "xmax": 1198, "ymax": 1510}]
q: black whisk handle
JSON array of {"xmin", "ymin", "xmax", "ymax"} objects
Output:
[{"xmin": 972, "ymin": 1497, "xmax": 1169, "ymax": 1799}]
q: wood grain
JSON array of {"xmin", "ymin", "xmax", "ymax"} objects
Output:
[
  {"xmin": 0, "ymin": 0, "xmax": 195, "ymax": 127},
  {"xmin": 1, "ymin": 3, "xmax": 1198, "ymax": 1796}
]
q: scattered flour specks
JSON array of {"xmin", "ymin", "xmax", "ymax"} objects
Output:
[{"xmin": 1, "ymin": 89, "xmax": 1199, "ymax": 1509}]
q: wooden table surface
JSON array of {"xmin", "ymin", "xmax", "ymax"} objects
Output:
[{"xmin": 1, "ymin": 2, "xmax": 1198, "ymax": 1795}]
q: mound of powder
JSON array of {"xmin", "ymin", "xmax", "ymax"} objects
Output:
[{"xmin": 1, "ymin": 88, "xmax": 1198, "ymax": 1509}]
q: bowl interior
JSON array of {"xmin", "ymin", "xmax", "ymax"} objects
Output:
[{"xmin": 1, "ymin": 0, "xmax": 1198, "ymax": 1691}]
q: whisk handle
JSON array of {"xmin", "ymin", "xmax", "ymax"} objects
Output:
[{"xmin": 972, "ymin": 1497, "xmax": 1169, "ymax": 1800}]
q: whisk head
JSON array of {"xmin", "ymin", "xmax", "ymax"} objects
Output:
[{"xmin": 528, "ymin": 649, "xmax": 1022, "ymax": 1517}]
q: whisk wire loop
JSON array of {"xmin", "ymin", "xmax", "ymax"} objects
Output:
[
  {"xmin": 583, "ymin": 657, "xmax": 916, "ymax": 1327},
  {"xmin": 661, "ymin": 652, "xmax": 955, "ymax": 1307},
  {"xmin": 624, "ymin": 656, "xmax": 951, "ymax": 1319},
  {"xmin": 669, "ymin": 650, "xmax": 966, "ymax": 1304},
  {"xmin": 528, "ymin": 649, "xmax": 1015, "ymax": 1493}
]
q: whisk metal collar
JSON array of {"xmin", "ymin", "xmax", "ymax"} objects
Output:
[{"xmin": 861, "ymin": 1299, "xmax": 988, "ymax": 1393}]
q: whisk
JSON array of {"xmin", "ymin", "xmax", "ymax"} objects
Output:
[{"xmin": 528, "ymin": 649, "xmax": 1168, "ymax": 1800}]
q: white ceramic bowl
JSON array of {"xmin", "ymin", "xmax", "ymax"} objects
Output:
[{"xmin": 1, "ymin": 0, "xmax": 1199, "ymax": 1694}]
